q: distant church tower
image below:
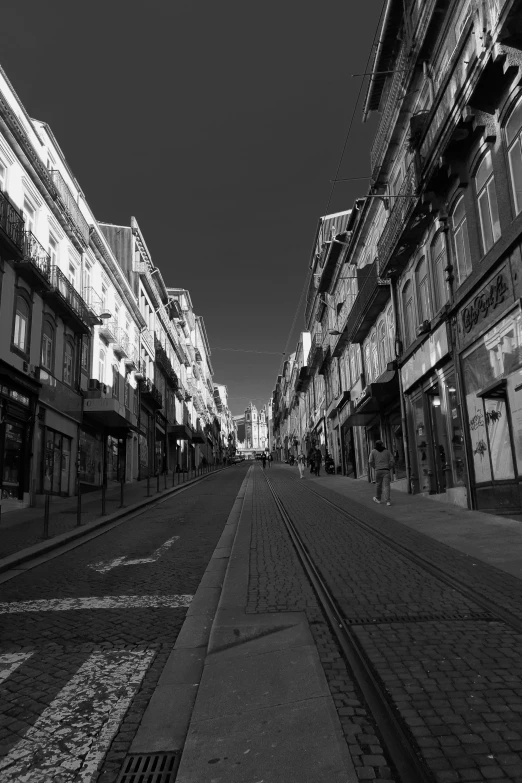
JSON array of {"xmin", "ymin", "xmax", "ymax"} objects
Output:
[{"xmin": 245, "ymin": 402, "xmax": 268, "ymax": 450}]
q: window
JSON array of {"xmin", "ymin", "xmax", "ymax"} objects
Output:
[
  {"xmin": 402, "ymin": 282, "xmax": 415, "ymax": 346},
  {"xmin": 23, "ymin": 197, "xmax": 36, "ymax": 234},
  {"xmin": 378, "ymin": 321, "xmax": 387, "ymax": 371},
  {"xmin": 124, "ymin": 377, "xmax": 130, "ymax": 408},
  {"xmin": 386, "ymin": 305, "xmax": 395, "ymax": 361},
  {"xmin": 63, "ymin": 340, "xmax": 74, "ymax": 386},
  {"xmin": 415, "ymin": 257, "xmax": 431, "ymax": 323},
  {"xmin": 0, "ymin": 160, "xmax": 6, "ymax": 191},
  {"xmin": 81, "ymin": 335, "xmax": 90, "ymax": 372},
  {"xmin": 13, "ymin": 294, "xmax": 30, "ymax": 353},
  {"xmin": 41, "ymin": 321, "xmax": 54, "ymax": 370},
  {"xmin": 390, "ymin": 164, "xmax": 404, "ymax": 197},
  {"xmin": 101, "ymin": 285, "xmax": 107, "ymax": 312},
  {"xmin": 99, "ymin": 350, "xmax": 105, "ymax": 384},
  {"xmin": 112, "ymin": 365, "xmax": 119, "ymax": 398},
  {"xmin": 364, "ymin": 344, "xmax": 372, "ymax": 383},
  {"xmin": 68, "ymin": 263, "xmax": 77, "ymax": 288},
  {"xmin": 451, "ymin": 195, "xmax": 472, "ymax": 285},
  {"xmin": 83, "ymin": 263, "xmax": 91, "ymax": 297},
  {"xmin": 48, "ymin": 235, "xmax": 58, "ymax": 267},
  {"xmin": 431, "ymin": 234, "xmax": 449, "ymax": 312},
  {"xmin": 476, "ymin": 151, "xmax": 501, "ymax": 253},
  {"xmin": 506, "ymin": 96, "xmax": 522, "ymax": 215},
  {"xmin": 456, "ymin": 1, "xmax": 472, "ymax": 38}
]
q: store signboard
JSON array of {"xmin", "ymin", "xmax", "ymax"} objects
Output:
[
  {"xmin": 457, "ymin": 261, "xmax": 515, "ymax": 347},
  {"xmin": 401, "ymin": 323, "xmax": 449, "ymax": 392}
]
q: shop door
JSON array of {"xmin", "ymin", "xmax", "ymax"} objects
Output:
[
  {"xmin": 427, "ymin": 387, "xmax": 452, "ymax": 494},
  {"xmin": 3, "ymin": 420, "xmax": 25, "ymax": 500}
]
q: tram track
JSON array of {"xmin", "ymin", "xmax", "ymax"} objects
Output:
[{"xmin": 263, "ymin": 472, "xmax": 434, "ymax": 783}]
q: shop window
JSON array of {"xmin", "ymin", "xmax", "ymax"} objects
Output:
[
  {"xmin": 451, "ymin": 195, "xmax": 472, "ymax": 286},
  {"xmin": 462, "ymin": 308, "xmax": 522, "ymax": 483},
  {"xmin": 475, "ymin": 151, "xmax": 501, "ymax": 253},
  {"xmin": 43, "ymin": 430, "xmax": 71, "ymax": 495},
  {"xmin": 506, "ymin": 95, "xmax": 522, "ymax": 215},
  {"xmin": 402, "ymin": 281, "xmax": 415, "ymax": 346},
  {"xmin": 41, "ymin": 321, "xmax": 54, "ymax": 371},
  {"xmin": 430, "ymin": 234, "xmax": 449, "ymax": 313},
  {"xmin": 415, "ymin": 257, "xmax": 431, "ymax": 323},
  {"xmin": 12, "ymin": 293, "xmax": 30, "ymax": 354},
  {"xmin": 2, "ymin": 421, "xmax": 25, "ymax": 499},
  {"xmin": 63, "ymin": 340, "xmax": 74, "ymax": 386}
]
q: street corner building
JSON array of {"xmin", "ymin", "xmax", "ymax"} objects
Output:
[
  {"xmin": 271, "ymin": 0, "xmax": 522, "ymax": 519},
  {"xmin": 0, "ymin": 66, "xmax": 236, "ymax": 514}
]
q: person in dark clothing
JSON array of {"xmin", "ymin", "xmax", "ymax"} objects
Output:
[
  {"xmin": 315, "ymin": 449, "xmax": 322, "ymax": 476},
  {"xmin": 262, "ymin": 454, "xmax": 267, "ymax": 469},
  {"xmin": 267, "ymin": 453, "xmax": 272, "ymax": 467},
  {"xmin": 369, "ymin": 439, "xmax": 395, "ymax": 505},
  {"xmin": 308, "ymin": 451, "xmax": 315, "ymax": 474}
]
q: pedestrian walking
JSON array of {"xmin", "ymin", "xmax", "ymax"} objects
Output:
[
  {"xmin": 297, "ymin": 452, "xmax": 306, "ymax": 478},
  {"xmin": 267, "ymin": 453, "xmax": 272, "ymax": 468},
  {"xmin": 369, "ymin": 440, "xmax": 395, "ymax": 506},
  {"xmin": 262, "ymin": 454, "xmax": 267, "ymax": 469},
  {"xmin": 314, "ymin": 448, "xmax": 322, "ymax": 477},
  {"xmin": 308, "ymin": 451, "xmax": 315, "ymax": 474}
]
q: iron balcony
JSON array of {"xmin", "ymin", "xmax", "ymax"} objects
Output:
[
  {"xmin": 43, "ymin": 264, "xmax": 92, "ymax": 334},
  {"xmin": 14, "ymin": 231, "xmax": 52, "ymax": 291},
  {"xmin": 139, "ymin": 377, "xmax": 163, "ymax": 410},
  {"xmin": 50, "ymin": 170, "xmax": 90, "ymax": 247}
]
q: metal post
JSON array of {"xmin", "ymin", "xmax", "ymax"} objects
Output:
[
  {"xmin": 120, "ymin": 476, "xmax": 125, "ymax": 508},
  {"xmin": 43, "ymin": 493, "xmax": 50, "ymax": 539},
  {"xmin": 76, "ymin": 469, "xmax": 82, "ymax": 527},
  {"xmin": 156, "ymin": 471, "xmax": 160, "ymax": 493},
  {"xmin": 146, "ymin": 473, "xmax": 151, "ymax": 497},
  {"xmin": 164, "ymin": 471, "xmax": 167, "ymax": 490}
]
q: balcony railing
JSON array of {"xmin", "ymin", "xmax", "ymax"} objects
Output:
[
  {"xmin": 134, "ymin": 358, "xmax": 146, "ymax": 379},
  {"xmin": 342, "ymin": 262, "xmax": 390, "ymax": 345},
  {"xmin": 141, "ymin": 327, "xmax": 155, "ymax": 356},
  {"xmin": 154, "ymin": 337, "xmax": 179, "ymax": 389},
  {"xmin": 139, "ymin": 377, "xmax": 163, "ymax": 409},
  {"xmin": 377, "ymin": 161, "xmax": 418, "ymax": 277},
  {"xmin": 0, "ymin": 189, "xmax": 24, "ymax": 254},
  {"xmin": 370, "ymin": 47, "xmax": 408, "ymax": 176},
  {"xmin": 84, "ymin": 287, "xmax": 111, "ymax": 319},
  {"xmin": 307, "ymin": 330, "xmax": 323, "ymax": 369},
  {"xmin": 124, "ymin": 344, "xmax": 138, "ymax": 370},
  {"xmin": 113, "ymin": 327, "xmax": 130, "ymax": 359},
  {"xmin": 50, "ymin": 170, "xmax": 90, "ymax": 246},
  {"xmin": 45, "ymin": 265, "xmax": 92, "ymax": 332},
  {"xmin": 99, "ymin": 320, "xmax": 117, "ymax": 343},
  {"xmin": 15, "ymin": 231, "xmax": 52, "ymax": 288}
]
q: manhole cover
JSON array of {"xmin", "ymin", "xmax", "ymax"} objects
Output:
[{"xmin": 116, "ymin": 753, "xmax": 181, "ymax": 782}]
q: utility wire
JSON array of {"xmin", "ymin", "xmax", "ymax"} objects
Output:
[
  {"xmin": 212, "ymin": 347, "xmax": 284, "ymax": 356},
  {"xmin": 278, "ymin": 2, "xmax": 386, "ymax": 375}
]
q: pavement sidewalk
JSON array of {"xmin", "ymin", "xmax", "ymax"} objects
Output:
[
  {"xmin": 0, "ymin": 465, "xmax": 228, "ymax": 572},
  {"xmin": 131, "ymin": 465, "xmax": 357, "ymax": 783}
]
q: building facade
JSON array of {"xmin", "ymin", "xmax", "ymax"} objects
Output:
[
  {"xmin": 0, "ymin": 63, "xmax": 233, "ymax": 514},
  {"xmin": 272, "ymin": 0, "xmax": 522, "ymax": 518}
]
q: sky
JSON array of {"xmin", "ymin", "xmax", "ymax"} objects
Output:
[{"xmin": 1, "ymin": 1, "xmax": 383, "ymax": 415}]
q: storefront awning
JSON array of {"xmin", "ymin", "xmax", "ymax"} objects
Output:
[
  {"xmin": 83, "ymin": 397, "xmax": 138, "ymax": 434},
  {"xmin": 167, "ymin": 424, "xmax": 192, "ymax": 440},
  {"xmin": 191, "ymin": 430, "xmax": 206, "ymax": 443},
  {"xmin": 345, "ymin": 370, "xmax": 399, "ymax": 427}
]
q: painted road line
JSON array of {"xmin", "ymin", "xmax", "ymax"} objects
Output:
[
  {"xmin": 0, "ymin": 648, "xmax": 154, "ymax": 783},
  {"xmin": 0, "ymin": 594, "xmax": 193, "ymax": 614},
  {"xmin": 0, "ymin": 652, "xmax": 34, "ymax": 684},
  {"xmin": 88, "ymin": 534, "xmax": 180, "ymax": 573}
]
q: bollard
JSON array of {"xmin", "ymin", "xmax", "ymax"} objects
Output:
[
  {"xmin": 101, "ymin": 483, "xmax": 107, "ymax": 515},
  {"xmin": 164, "ymin": 471, "xmax": 167, "ymax": 490},
  {"xmin": 146, "ymin": 474, "xmax": 151, "ymax": 497},
  {"xmin": 120, "ymin": 478, "xmax": 125, "ymax": 508},
  {"xmin": 43, "ymin": 493, "xmax": 50, "ymax": 539},
  {"xmin": 156, "ymin": 472, "xmax": 160, "ymax": 493}
]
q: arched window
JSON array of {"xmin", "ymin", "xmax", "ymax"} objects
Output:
[
  {"xmin": 415, "ymin": 257, "xmax": 431, "ymax": 323},
  {"xmin": 476, "ymin": 151, "xmax": 501, "ymax": 253},
  {"xmin": 63, "ymin": 340, "xmax": 74, "ymax": 386},
  {"xmin": 430, "ymin": 234, "xmax": 448, "ymax": 313},
  {"xmin": 506, "ymin": 95, "xmax": 522, "ymax": 214},
  {"xmin": 12, "ymin": 293, "xmax": 30, "ymax": 353},
  {"xmin": 41, "ymin": 321, "xmax": 54, "ymax": 370},
  {"xmin": 99, "ymin": 349, "xmax": 105, "ymax": 384},
  {"xmin": 402, "ymin": 281, "xmax": 415, "ymax": 346},
  {"xmin": 451, "ymin": 195, "xmax": 472, "ymax": 286}
]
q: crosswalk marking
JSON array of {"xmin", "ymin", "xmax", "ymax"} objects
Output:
[
  {"xmin": 0, "ymin": 594, "xmax": 193, "ymax": 614},
  {"xmin": 0, "ymin": 652, "xmax": 33, "ymax": 684},
  {"xmin": 0, "ymin": 649, "xmax": 155, "ymax": 783}
]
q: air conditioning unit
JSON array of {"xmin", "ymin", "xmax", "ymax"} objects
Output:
[
  {"xmin": 416, "ymin": 320, "xmax": 430, "ymax": 337},
  {"xmin": 88, "ymin": 378, "xmax": 101, "ymax": 391}
]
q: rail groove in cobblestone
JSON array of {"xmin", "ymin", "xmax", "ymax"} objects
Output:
[
  {"xmin": 264, "ymin": 473, "xmax": 433, "ymax": 783},
  {"xmin": 303, "ymin": 483, "xmax": 522, "ymax": 637}
]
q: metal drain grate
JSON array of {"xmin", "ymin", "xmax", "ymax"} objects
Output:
[
  {"xmin": 116, "ymin": 753, "xmax": 181, "ymax": 783},
  {"xmin": 343, "ymin": 611, "xmax": 495, "ymax": 625}
]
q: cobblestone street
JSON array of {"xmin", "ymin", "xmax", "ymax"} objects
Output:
[{"xmin": 2, "ymin": 463, "xmax": 522, "ymax": 782}]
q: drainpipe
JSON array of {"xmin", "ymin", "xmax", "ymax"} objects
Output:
[{"xmin": 389, "ymin": 276, "xmax": 412, "ymax": 492}]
